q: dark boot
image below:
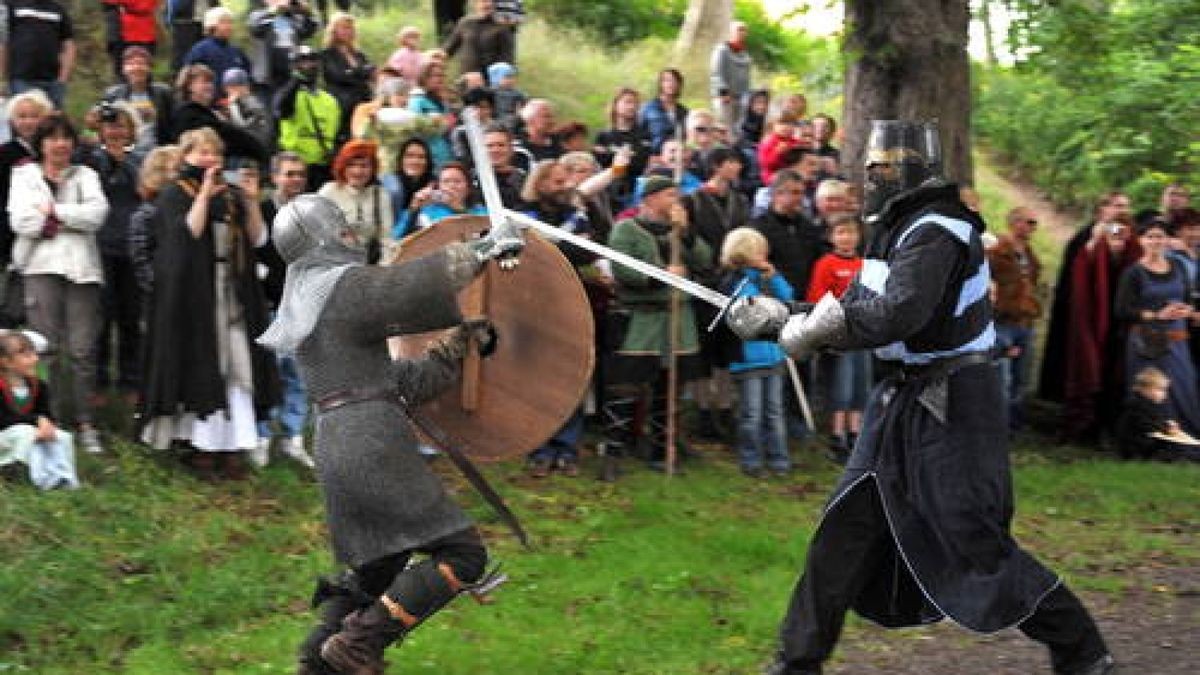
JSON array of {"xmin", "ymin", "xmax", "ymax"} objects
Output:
[
  {"xmin": 1066, "ymin": 654, "xmax": 1117, "ymax": 675},
  {"xmin": 765, "ymin": 652, "xmax": 822, "ymax": 675},
  {"xmin": 298, "ymin": 591, "xmax": 365, "ymax": 674},
  {"xmin": 184, "ymin": 451, "xmax": 219, "ymax": 482},
  {"xmin": 717, "ymin": 408, "xmax": 737, "ymax": 442},
  {"xmin": 220, "ymin": 451, "xmax": 250, "ymax": 481},
  {"xmin": 695, "ymin": 409, "xmax": 720, "ymax": 441},
  {"xmin": 319, "ymin": 601, "xmax": 406, "ymax": 675}
]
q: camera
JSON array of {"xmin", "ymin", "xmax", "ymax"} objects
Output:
[{"xmin": 96, "ymin": 102, "xmax": 119, "ymax": 124}]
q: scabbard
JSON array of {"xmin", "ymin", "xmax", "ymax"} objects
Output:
[{"xmin": 402, "ymin": 401, "xmax": 533, "ymax": 550}]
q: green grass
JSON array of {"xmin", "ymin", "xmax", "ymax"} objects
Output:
[{"xmin": 1, "ymin": 434, "xmax": 1195, "ymax": 674}]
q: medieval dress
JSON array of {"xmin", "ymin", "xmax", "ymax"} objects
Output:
[{"xmin": 140, "ymin": 179, "xmax": 279, "ymax": 451}]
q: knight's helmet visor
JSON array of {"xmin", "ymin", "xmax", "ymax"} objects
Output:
[{"xmin": 862, "ymin": 120, "xmax": 943, "ymax": 221}]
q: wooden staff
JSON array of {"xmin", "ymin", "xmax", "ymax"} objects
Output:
[{"xmin": 664, "ymin": 122, "xmax": 686, "ymax": 476}]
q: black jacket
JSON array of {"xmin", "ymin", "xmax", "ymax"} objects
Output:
[{"xmin": 751, "ymin": 208, "xmax": 828, "ymax": 297}]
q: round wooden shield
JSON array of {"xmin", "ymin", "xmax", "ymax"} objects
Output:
[{"xmin": 389, "ymin": 216, "xmax": 595, "ymax": 463}]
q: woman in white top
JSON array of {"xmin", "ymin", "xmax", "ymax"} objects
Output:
[
  {"xmin": 7, "ymin": 114, "xmax": 110, "ymax": 454},
  {"xmin": 318, "ymin": 139, "xmax": 394, "ymax": 263}
]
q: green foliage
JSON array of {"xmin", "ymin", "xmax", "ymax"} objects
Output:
[
  {"xmin": 976, "ymin": 0, "xmax": 1200, "ymax": 209},
  {"xmin": 0, "ymin": 433, "xmax": 1196, "ymax": 672}
]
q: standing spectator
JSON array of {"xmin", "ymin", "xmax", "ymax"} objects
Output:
[
  {"xmin": 171, "ymin": 64, "xmax": 268, "ymax": 166},
  {"xmin": 806, "ymin": 213, "xmax": 871, "ymax": 464},
  {"xmin": 434, "ymin": 0, "xmax": 466, "ymax": 41},
  {"xmin": 387, "ymin": 26, "xmax": 425, "ymax": 85},
  {"xmin": 638, "ymin": 68, "xmax": 688, "ymax": 154},
  {"xmin": 476, "ymin": 123, "xmax": 526, "ymax": 208},
  {"xmin": 251, "ymin": 151, "xmax": 314, "ymax": 469},
  {"xmin": 103, "ymin": 45, "xmax": 174, "ymax": 152},
  {"xmin": 709, "ymin": 20, "xmax": 751, "ymax": 133},
  {"xmin": 521, "ymin": 159, "xmax": 596, "ymax": 477},
  {"xmin": 393, "ymin": 161, "xmax": 485, "ymax": 238},
  {"xmin": 593, "ymin": 87, "xmax": 653, "ymax": 210},
  {"xmin": 181, "ymin": 7, "xmax": 250, "ymax": 100},
  {"xmin": 248, "ymin": 0, "xmax": 318, "ymax": 101},
  {"xmin": 987, "ymin": 207, "xmax": 1043, "ymax": 432},
  {"xmin": 485, "ymin": 61, "xmax": 526, "ymax": 132},
  {"xmin": 222, "ymin": 68, "xmax": 272, "ymax": 150},
  {"xmin": 380, "ymin": 137, "xmax": 435, "ymax": 219},
  {"xmin": 101, "ymin": 0, "xmax": 158, "ymax": 80},
  {"xmin": 1, "ymin": 0, "xmax": 76, "ymax": 109},
  {"xmin": 752, "ymin": 169, "xmax": 827, "ymax": 298},
  {"xmin": 139, "ymin": 127, "xmax": 279, "ymax": 481},
  {"xmin": 8, "ymin": 115, "xmax": 109, "ymax": 454},
  {"xmin": 318, "ymin": 140, "xmax": 395, "ymax": 264},
  {"xmin": 79, "ymin": 103, "xmax": 144, "ymax": 403},
  {"xmin": 443, "ymin": 0, "xmax": 514, "ymax": 77},
  {"xmin": 407, "ymin": 62, "xmax": 455, "ymax": 168},
  {"xmin": 0, "ymin": 90, "xmax": 52, "ymax": 272},
  {"xmin": 1114, "ymin": 218, "xmax": 1200, "ymax": 435},
  {"xmin": 0, "ymin": 329, "xmax": 79, "ymax": 490},
  {"xmin": 1039, "ymin": 191, "xmax": 1135, "ymax": 444},
  {"xmin": 684, "ymin": 147, "xmax": 749, "ymax": 441},
  {"xmin": 757, "ymin": 114, "xmax": 800, "ymax": 187},
  {"xmin": 684, "ymin": 109, "xmax": 720, "ymax": 180},
  {"xmin": 127, "ymin": 144, "xmax": 181, "ymax": 304},
  {"xmin": 321, "ymin": 12, "xmax": 374, "ymax": 144},
  {"xmin": 517, "ymin": 98, "xmax": 563, "ymax": 162},
  {"xmin": 166, "ymin": 0, "xmax": 218, "ymax": 70},
  {"xmin": 720, "ymin": 227, "xmax": 792, "ymax": 477},
  {"xmin": 738, "ymin": 88, "xmax": 770, "ymax": 147},
  {"xmin": 607, "ymin": 175, "xmax": 711, "ymax": 470},
  {"xmin": 274, "ymin": 46, "xmax": 341, "ymax": 191}
]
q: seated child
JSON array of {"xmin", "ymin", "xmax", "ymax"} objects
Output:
[
  {"xmin": 1116, "ymin": 366, "xmax": 1200, "ymax": 461},
  {"xmin": 721, "ymin": 227, "xmax": 795, "ymax": 477},
  {"xmin": 0, "ymin": 330, "xmax": 80, "ymax": 490}
]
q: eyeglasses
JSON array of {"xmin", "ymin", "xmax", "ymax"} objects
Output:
[
  {"xmin": 283, "ymin": 170, "xmax": 307, "ymax": 178},
  {"xmin": 693, "ymin": 126, "xmax": 712, "ymax": 133},
  {"xmin": 1023, "ymin": 219, "xmax": 1038, "ymax": 225}
]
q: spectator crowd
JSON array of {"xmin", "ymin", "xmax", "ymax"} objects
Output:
[{"xmin": 0, "ymin": 0, "xmax": 1194, "ymax": 490}]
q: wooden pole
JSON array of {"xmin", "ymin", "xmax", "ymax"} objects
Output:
[{"xmin": 664, "ymin": 124, "xmax": 686, "ymax": 476}]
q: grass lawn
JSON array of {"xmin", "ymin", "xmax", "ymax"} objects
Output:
[{"xmin": 1, "ymin": 433, "xmax": 1195, "ymax": 674}]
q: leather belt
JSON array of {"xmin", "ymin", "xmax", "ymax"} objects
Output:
[
  {"xmin": 1134, "ymin": 325, "xmax": 1189, "ymax": 342},
  {"xmin": 896, "ymin": 351, "xmax": 993, "ymax": 382}
]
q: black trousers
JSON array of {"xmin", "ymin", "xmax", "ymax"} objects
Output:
[
  {"xmin": 778, "ymin": 479, "xmax": 1108, "ymax": 674},
  {"xmin": 97, "ymin": 254, "xmax": 143, "ymax": 391}
]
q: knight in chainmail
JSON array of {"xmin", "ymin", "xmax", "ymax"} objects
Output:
[
  {"xmin": 257, "ymin": 194, "xmax": 522, "ymax": 675},
  {"xmin": 729, "ymin": 121, "xmax": 1115, "ymax": 675}
]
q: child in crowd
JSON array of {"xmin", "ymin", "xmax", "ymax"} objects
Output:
[
  {"xmin": 807, "ymin": 214, "xmax": 871, "ymax": 464},
  {"xmin": 722, "ymin": 227, "xmax": 794, "ymax": 478},
  {"xmin": 0, "ymin": 331, "xmax": 80, "ymax": 490},
  {"xmin": 387, "ymin": 26, "xmax": 424, "ymax": 85},
  {"xmin": 487, "ymin": 62, "xmax": 527, "ymax": 131},
  {"xmin": 1116, "ymin": 366, "xmax": 1200, "ymax": 461}
]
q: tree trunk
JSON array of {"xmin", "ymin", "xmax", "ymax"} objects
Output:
[
  {"xmin": 842, "ymin": 0, "xmax": 974, "ymax": 187},
  {"xmin": 674, "ymin": 0, "xmax": 733, "ymax": 66},
  {"xmin": 978, "ymin": 0, "xmax": 999, "ymax": 66}
]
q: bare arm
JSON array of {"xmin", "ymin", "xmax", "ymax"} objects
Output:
[{"xmin": 58, "ymin": 39, "xmax": 75, "ymax": 82}]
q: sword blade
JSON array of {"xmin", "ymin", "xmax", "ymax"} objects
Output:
[
  {"xmin": 501, "ymin": 209, "xmax": 730, "ymax": 309},
  {"xmin": 463, "ymin": 107, "xmax": 510, "ymax": 233}
]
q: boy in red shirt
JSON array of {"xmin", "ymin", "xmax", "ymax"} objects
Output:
[{"xmin": 806, "ymin": 213, "xmax": 872, "ymax": 463}]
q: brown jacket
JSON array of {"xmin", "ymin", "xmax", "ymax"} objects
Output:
[{"xmin": 988, "ymin": 234, "xmax": 1042, "ymax": 326}]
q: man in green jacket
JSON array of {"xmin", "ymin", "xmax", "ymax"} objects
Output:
[{"xmin": 605, "ymin": 174, "xmax": 711, "ymax": 470}]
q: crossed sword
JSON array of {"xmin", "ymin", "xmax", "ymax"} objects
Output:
[{"xmin": 460, "ymin": 109, "xmax": 816, "ymax": 431}]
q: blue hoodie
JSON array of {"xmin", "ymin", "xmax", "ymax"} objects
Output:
[{"xmin": 726, "ymin": 267, "xmax": 794, "ymax": 373}]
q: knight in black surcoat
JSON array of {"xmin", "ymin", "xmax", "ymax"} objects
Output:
[
  {"xmin": 258, "ymin": 194, "xmax": 521, "ymax": 675},
  {"xmin": 728, "ymin": 121, "xmax": 1116, "ymax": 675}
]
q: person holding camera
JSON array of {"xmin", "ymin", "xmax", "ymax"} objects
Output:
[
  {"xmin": 8, "ymin": 115, "xmax": 110, "ymax": 455},
  {"xmin": 248, "ymin": 0, "xmax": 318, "ymax": 101},
  {"xmin": 78, "ymin": 102, "xmax": 145, "ymax": 404},
  {"xmin": 103, "ymin": 46, "xmax": 175, "ymax": 152},
  {"xmin": 393, "ymin": 161, "xmax": 485, "ymax": 239}
]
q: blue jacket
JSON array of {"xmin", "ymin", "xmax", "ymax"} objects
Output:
[
  {"xmin": 727, "ymin": 268, "xmax": 794, "ymax": 373},
  {"xmin": 638, "ymin": 98, "xmax": 689, "ymax": 154},
  {"xmin": 182, "ymin": 37, "xmax": 250, "ymax": 98}
]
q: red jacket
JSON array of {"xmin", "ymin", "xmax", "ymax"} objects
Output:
[
  {"xmin": 105, "ymin": 0, "xmax": 159, "ymax": 44},
  {"xmin": 757, "ymin": 131, "xmax": 800, "ymax": 185},
  {"xmin": 806, "ymin": 251, "xmax": 862, "ymax": 302}
]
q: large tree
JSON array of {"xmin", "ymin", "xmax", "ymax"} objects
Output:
[
  {"xmin": 842, "ymin": 0, "xmax": 973, "ymax": 186},
  {"xmin": 674, "ymin": 0, "xmax": 734, "ymax": 66}
]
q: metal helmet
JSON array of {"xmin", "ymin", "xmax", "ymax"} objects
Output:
[
  {"xmin": 861, "ymin": 120, "xmax": 943, "ymax": 223},
  {"xmin": 272, "ymin": 194, "xmax": 365, "ymax": 265}
]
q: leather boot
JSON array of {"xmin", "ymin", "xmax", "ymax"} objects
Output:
[
  {"xmin": 1065, "ymin": 653, "xmax": 1117, "ymax": 675},
  {"xmin": 298, "ymin": 591, "xmax": 363, "ymax": 675},
  {"xmin": 220, "ymin": 451, "xmax": 250, "ymax": 481},
  {"xmin": 319, "ymin": 602, "xmax": 406, "ymax": 675}
]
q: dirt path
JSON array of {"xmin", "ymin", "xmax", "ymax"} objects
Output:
[{"xmin": 976, "ymin": 152, "xmax": 1080, "ymax": 246}]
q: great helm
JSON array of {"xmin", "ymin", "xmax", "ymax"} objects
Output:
[
  {"xmin": 272, "ymin": 194, "xmax": 364, "ymax": 265},
  {"xmin": 862, "ymin": 120, "xmax": 943, "ymax": 224}
]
